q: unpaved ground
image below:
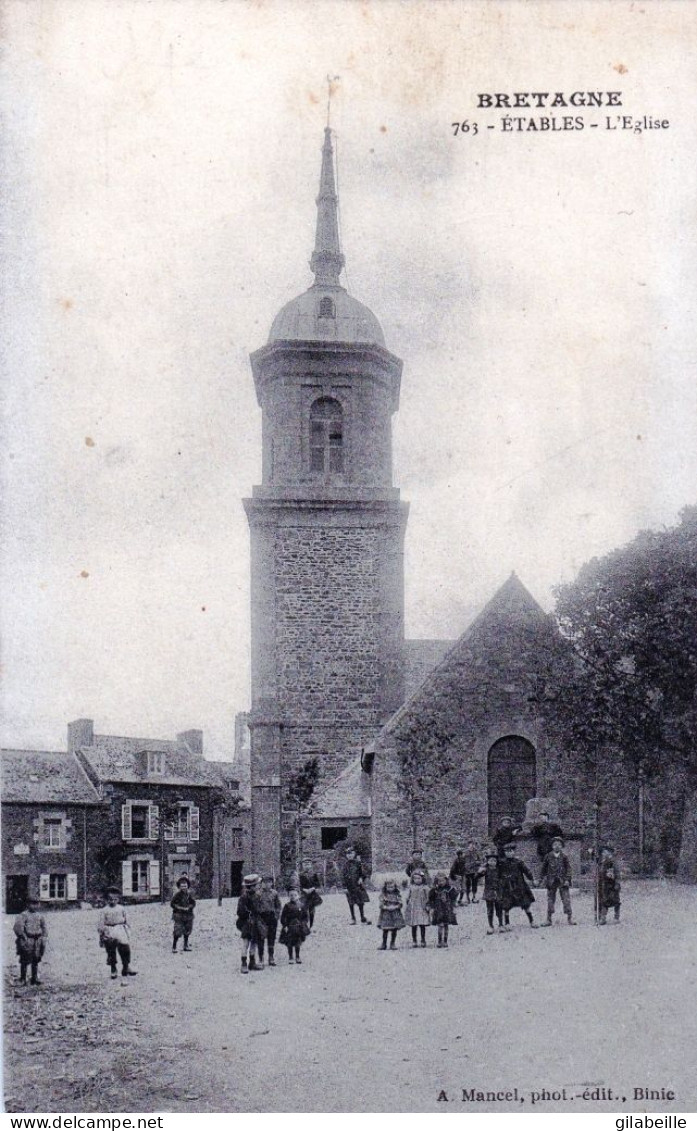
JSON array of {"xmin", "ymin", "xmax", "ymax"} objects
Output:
[{"xmin": 4, "ymin": 881, "xmax": 697, "ymax": 1113}]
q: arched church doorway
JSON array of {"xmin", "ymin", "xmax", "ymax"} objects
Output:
[{"xmin": 487, "ymin": 735, "xmax": 536, "ymax": 835}]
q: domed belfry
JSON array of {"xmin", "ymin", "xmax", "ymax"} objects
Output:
[{"xmin": 245, "ymin": 127, "xmax": 408, "ymax": 874}]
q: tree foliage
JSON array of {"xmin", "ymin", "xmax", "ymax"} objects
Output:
[
  {"xmin": 286, "ymin": 757, "xmax": 320, "ymax": 813},
  {"xmin": 551, "ymin": 506, "xmax": 697, "ymax": 782}
]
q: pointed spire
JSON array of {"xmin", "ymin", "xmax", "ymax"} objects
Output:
[{"xmin": 310, "ymin": 127, "xmax": 345, "ymax": 287}]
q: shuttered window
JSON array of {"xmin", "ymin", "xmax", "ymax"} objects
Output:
[
  {"xmin": 122, "ymin": 802, "xmax": 159, "ymax": 841},
  {"xmin": 163, "ymin": 803, "xmax": 199, "ymax": 842},
  {"xmin": 39, "ymin": 874, "xmax": 50, "ymax": 901}
]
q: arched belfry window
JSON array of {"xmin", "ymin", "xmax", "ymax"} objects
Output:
[
  {"xmin": 318, "ymin": 296, "xmax": 335, "ymax": 319},
  {"xmin": 310, "ymin": 396, "xmax": 343, "ymax": 474},
  {"xmin": 487, "ymin": 735, "xmax": 536, "ymax": 835}
]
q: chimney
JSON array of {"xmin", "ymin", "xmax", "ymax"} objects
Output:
[
  {"xmin": 177, "ymin": 729, "xmax": 203, "ymax": 757},
  {"xmin": 68, "ymin": 718, "xmax": 94, "ymax": 753}
]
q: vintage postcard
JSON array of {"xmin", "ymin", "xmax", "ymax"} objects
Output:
[{"xmin": 2, "ymin": 0, "xmax": 696, "ymax": 1117}]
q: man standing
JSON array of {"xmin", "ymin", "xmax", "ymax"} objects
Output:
[
  {"xmin": 14, "ymin": 899, "xmax": 48, "ymax": 985},
  {"xmin": 531, "ymin": 812, "xmax": 565, "ymax": 872},
  {"xmin": 342, "ymin": 847, "xmax": 371, "ymax": 925},
  {"xmin": 540, "ymin": 837, "xmax": 577, "ymax": 926}
]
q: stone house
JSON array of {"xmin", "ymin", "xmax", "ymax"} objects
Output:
[
  {"xmin": 69, "ymin": 719, "xmax": 238, "ymax": 901},
  {"xmin": 1, "ymin": 748, "xmax": 104, "ymax": 912}
]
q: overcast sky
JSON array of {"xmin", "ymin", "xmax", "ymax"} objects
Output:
[{"xmin": 2, "ymin": 0, "xmax": 696, "ymax": 758}]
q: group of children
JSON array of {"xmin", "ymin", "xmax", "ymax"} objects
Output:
[
  {"xmin": 376, "ymin": 838, "xmax": 622, "ymax": 945},
  {"xmin": 377, "ymin": 870, "xmax": 459, "ymax": 949},
  {"xmin": 12, "ymin": 838, "xmax": 623, "ymax": 987},
  {"xmin": 236, "ymin": 873, "xmax": 311, "ymax": 972}
]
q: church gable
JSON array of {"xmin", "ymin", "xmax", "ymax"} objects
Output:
[{"xmin": 371, "ymin": 574, "xmax": 587, "ymax": 870}]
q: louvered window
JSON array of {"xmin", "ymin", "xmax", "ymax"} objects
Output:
[{"xmin": 309, "ymin": 397, "xmax": 343, "ymax": 474}]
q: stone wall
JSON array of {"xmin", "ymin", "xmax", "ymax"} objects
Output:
[{"xmin": 372, "ymin": 578, "xmax": 593, "ymax": 870}]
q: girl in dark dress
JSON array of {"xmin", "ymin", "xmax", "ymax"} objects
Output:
[
  {"xmin": 170, "ymin": 876, "xmax": 196, "ymax": 952},
  {"xmin": 428, "ymin": 872, "xmax": 458, "ymax": 948},
  {"xmin": 499, "ymin": 844, "xmax": 538, "ymax": 929},
  {"xmin": 279, "ymin": 890, "xmax": 309, "ymax": 964},
  {"xmin": 377, "ymin": 879, "xmax": 406, "ymax": 950}
]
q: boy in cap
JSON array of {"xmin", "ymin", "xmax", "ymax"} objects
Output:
[
  {"xmin": 14, "ymin": 898, "xmax": 48, "ymax": 985},
  {"xmin": 540, "ymin": 837, "xmax": 577, "ymax": 925},
  {"xmin": 236, "ymin": 873, "xmax": 265, "ymax": 972},
  {"xmin": 598, "ymin": 846, "xmax": 621, "ymax": 924},
  {"xmin": 482, "ymin": 849, "xmax": 504, "ymax": 934},
  {"xmin": 170, "ymin": 875, "xmax": 196, "ymax": 953},
  {"xmin": 98, "ymin": 887, "xmax": 137, "ymax": 978},
  {"xmin": 257, "ymin": 875, "xmax": 282, "ymax": 966}
]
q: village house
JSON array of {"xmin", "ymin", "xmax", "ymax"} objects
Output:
[
  {"xmin": 1, "ymin": 747, "xmax": 104, "ymax": 912},
  {"xmin": 2, "ymin": 720, "xmax": 250, "ymax": 911},
  {"xmin": 70, "ymin": 719, "xmax": 246, "ymax": 901}
]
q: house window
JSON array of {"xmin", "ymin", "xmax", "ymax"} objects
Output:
[
  {"xmin": 163, "ymin": 803, "xmax": 200, "ymax": 842},
  {"xmin": 146, "ymin": 751, "xmax": 165, "ymax": 775},
  {"xmin": 131, "ymin": 860, "xmax": 150, "ymax": 894},
  {"xmin": 309, "ymin": 397, "xmax": 343, "ymax": 474},
  {"xmin": 43, "ymin": 818, "xmax": 63, "ymax": 849},
  {"xmin": 49, "ymin": 874, "xmax": 67, "ymax": 900},
  {"xmin": 321, "ymin": 826, "xmax": 348, "ymax": 850},
  {"xmin": 230, "ymin": 827, "xmax": 243, "ymax": 851},
  {"xmin": 318, "ymin": 296, "xmax": 335, "ymax": 318},
  {"xmin": 122, "ymin": 801, "xmax": 159, "ymax": 841},
  {"xmin": 130, "ymin": 805, "xmax": 150, "ymax": 839}
]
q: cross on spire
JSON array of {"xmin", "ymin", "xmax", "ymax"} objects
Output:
[{"xmin": 310, "ymin": 108, "xmax": 345, "ymax": 287}]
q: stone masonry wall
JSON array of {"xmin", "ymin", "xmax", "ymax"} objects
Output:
[{"xmin": 372, "ymin": 590, "xmax": 592, "ymax": 871}]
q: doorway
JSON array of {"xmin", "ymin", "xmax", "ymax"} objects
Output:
[
  {"xmin": 169, "ymin": 857, "xmax": 193, "ymax": 893},
  {"xmin": 230, "ymin": 862, "xmax": 244, "ymax": 897},
  {"xmin": 6, "ymin": 875, "xmax": 29, "ymax": 914},
  {"xmin": 488, "ymin": 735, "xmax": 537, "ymax": 834}
]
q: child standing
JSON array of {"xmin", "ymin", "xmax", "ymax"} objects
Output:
[
  {"xmin": 236, "ymin": 873, "xmax": 265, "ymax": 973},
  {"xmin": 98, "ymin": 887, "xmax": 137, "ymax": 978},
  {"xmin": 428, "ymin": 872, "xmax": 458, "ymax": 948},
  {"xmin": 482, "ymin": 850, "xmax": 504, "ymax": 934},
  {"xmin": 540, "ymin": 837, "xmax": 577, "ymax": 926},
  {"xmin": 377, "ymin": 879, "xmax": 406, "ymax": 950},
  {"xmin": 279, "ymin": 889, "xmax": 309, "ymax": 964},
  {"xmin": 405, "ymin": 869, "xmax": 430, "ymax": 947},
  {"xmin": 598, "ymin": 846, "xmax": 621, "ymax": 924},
  {"xmin": 299, "ymin": 867, "xmax": 323, "ymax": 931},
  {"xmin": 499, "ymin": 843, "xmax": 538, "ymax": 928},
  {"xmin": 463, "ymin": 840, "xmax": 482, "ymax": 904},
  {"xmin": 170, "ymin": 875, "xmax": 196, "ymax": 952},
  {"xmin": 13, "ymin": 899, "xmax": 48, "ymax": 985},
  {"xmin": 257, "ymin": 875, "xmax": 282, "ymax": 966}
]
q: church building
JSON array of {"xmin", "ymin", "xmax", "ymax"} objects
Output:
[{"xmin": 243, "ymin": 127, "xmax": 647, "ymax": 880}]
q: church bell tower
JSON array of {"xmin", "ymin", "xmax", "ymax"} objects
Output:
[{"xmin": 244, "ymin": 127, "xmax": 407, "ymax": 875}]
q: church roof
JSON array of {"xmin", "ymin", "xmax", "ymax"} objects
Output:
[
  {"xmin": 311, "ymin": 756, "xmax": 372, "ymax": 819},
  {"xmin": 269, "ymin": 285, "xmax": 385, "ymax": 347},
  {"xmin": 382, "ymin": 573, "xmax": 553, "ymax": 737},
  {"xmin": 267, "ymin": 127, "xmax": 385, "ymax": 348},
  {"xmin": 404, "ymin": 638, "xmax": 455, "ymax": 698}
]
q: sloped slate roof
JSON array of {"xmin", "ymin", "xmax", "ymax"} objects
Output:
[
  {"xmin": 78, "ymin": 735, "xmax": 228, "ymax": 787},
  {"xmin": 1, "ymin": 749, "xmax": 102, "ymax": 805},
  {"xmin": 382, "ymin": 573, "xmax": 553, "ymax": 738},
  {"xmin": 311, "ymin": 757, "xmax": 372, "ymax": 819},
  {"xmin": 404, "ymin": 639, "xmax": 454, "ymax": 698}
]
